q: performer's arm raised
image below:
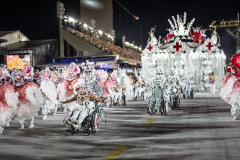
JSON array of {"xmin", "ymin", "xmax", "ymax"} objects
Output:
[{"xmin": 62, "ymin": 95, "xmax": 77, "ymax": 104}]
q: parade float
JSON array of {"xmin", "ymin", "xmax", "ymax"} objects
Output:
[{"xmin": 142, "ymin": 12, "xmax": 226, "ymax": 91}]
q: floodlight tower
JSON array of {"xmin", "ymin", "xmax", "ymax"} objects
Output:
[
  {"xmin": 210, "ymin": 13, "xmax": 240, "ymax": 51},
  {"xmin": 57, "ymin": 1, "xmax": 65, "ymax": 57}
]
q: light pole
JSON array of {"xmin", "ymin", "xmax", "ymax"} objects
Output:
[
  {"xmin": 114, "ymin": 0, "xmax": 139, "ymax": 21},
  {"xmin": 114, "ymin": 0, "xmax": 141, "ymax": 47},
  {"xmin": 57, "ymin": 1, "xmax": 65, "ymax": 57}
]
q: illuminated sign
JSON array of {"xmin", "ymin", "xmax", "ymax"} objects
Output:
[{"xmin": 7, "ymin": 54, "xmax": 30, "ymax": 69}]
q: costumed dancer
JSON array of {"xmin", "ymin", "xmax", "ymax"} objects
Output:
[
  {"xmin": 167, "ymin": 71, "xmax": 181, "ymax": 109},
  {"xmin": 0, "ymin": 65, "xmax": 19, "ymax": 134},
  {"xmin": 57, "ymin": 63, "xmax": 80, "ymax": 114},
  {"xmin": 80, "ymin": 60, "xmax": 104, "ymax": 117},
  {"xmin": 40, "ymin": 67, "xmax": 58, "ymax": 119},
  {"xmin": 182, "ymin": 70, "xmax": 195, "ymax": 99},
  {"xmin": 134, "ymin": 68, "xmax": 146, "ymax": 101},
  {"xmin": 112, "ymin": 78, "xmax": 126, "ymax": 105},
  {"xmin": 129, "ymin": 74, "xmax": 136, "ymax": 98},
  {"xmin": 33, "ymin": 69, "xmax": 41, "ymax": 84},
  {"xmin": 209, "ymin": 72, "xmax": 216, "ymax": 94},
  {"xmin": 67, "ymin": 63, "xmax": 81, "ymax": 114},
  {"xmin": 57, "ymin": 66, "xmax": 69, "ymax": 112},
  {"xmin": 51, "ymin": 70, "xmax": 61, "ymax": 115},
  {"xmin": 148, "ymin": 68, "xmax": 169, "ymax": 115},
  {"xmin": 63, "ymin": 79, "xmax": 104, "ymax": 132},
  {"xmin": 104, "ymin": 75, "xmax": 115, "ymax": 107},
  {"xmin": 111, "ymin": 69, "xmax": 131, "ymax": 101},
  {"xmin": 220, "ymin": 50, "xmax": 240, "ymax": 120},
  {"xmin": 22, "ymin": 62, "xmax": 34, "ymax": 82},
  {"xmin": 14, "ymin": 67, "xmax": 43, "ymax": 129},
  {"xmin": 81, "ymin": 61, "xmax": 102, "ymax": 97},
  {"xmin": 95, "ymin": 70, "xmax": 109, "ymax": 97}
]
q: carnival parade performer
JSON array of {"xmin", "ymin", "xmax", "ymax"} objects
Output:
[
  {"xmin": 148, "ymin": 68, "xmax": 170, "ymax": 115},
  {"xmin": 209, "ymin": 72, "xmax": 216, "ymax": 94},
  {"xmin": 134, "ymin": 68, "xmax": 146, "ymax": 101},
  {"xmin": 0, "ymin": 65, "xmax": 19, "ymax": 134},
  {"xmin": 56, "ymin": 63, "xmax": 80, "ymax": 114},
  {"xmin": 128, "ymin": 74, "xmax": 136, "ymax": 98},
  {"xmin": 63, "ymin": 79, "xmax": 104, "ymax": 132},
  {"xmin": 134, "ymin": 77, "xmax": 145, "ymax": 100},
  {"xmin": 111, "ymin": 69, "xmax": 132, "ymax": 101},
  {"xmin": 81, "ymin": 60, "xmax": 102, "ymax": 98},
  {"xmin": 80, "ymin": 60, "xmax": 106, "ymax": 119},
  {"xmin": 220, "ymin": 50, "xmax": 240, "ymax": 120},
  {"xmin": 14, "ymin": 65, "xmax": 44, "ymax": 129},
  {"xmin": 103, "ymin": 75, "xmax": 116, "ymax": 108},
  {"xmin": 40, "ymin": 67, "xmax": 58, "ymax": 119},
  {"xmin": 112, "ymin": 78, "xmax": 126, "ymax": 105},
  {"xmin": 182, "ymin": 70, "xmax": 195, "ymax": 98},
  {"xmin": 33, "ymin": 69, "xmax": 41, "ymax": 84},
  {"xmin": 105, "ymin": 75, "xmax": 115, "ymax": 97},
  {"xmin": 51, "ymin": 70, "xmax": 62, "ymax": 115},
  {"xmin": 99, "ymin": 70, "xmax": 109, "ymax": 96}
]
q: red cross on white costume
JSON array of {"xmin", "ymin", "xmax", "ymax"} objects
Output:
[
  {"xmin": 206, "ymin": 42, "xmax": 214, "ymax": 51},
  {"xmin": 173, "ymin": 42, "xmax": 182, "ymax": 52},
  {"xmin": 147, "ymin": 44, "xmax": 153, "ymax": 51}
]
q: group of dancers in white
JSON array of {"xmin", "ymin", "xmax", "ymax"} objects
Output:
[
  {"xmin": 147, "ymin": 67, "xmax": 195, "ymax": 115},
  {"xmin": 0, "ymin": 61, "xmax": 145, "ymax": 134}
]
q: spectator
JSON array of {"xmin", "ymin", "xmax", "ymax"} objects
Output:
[{"xmin": 209, "ymin": 72, "xmax": 216, "ymax": 94}]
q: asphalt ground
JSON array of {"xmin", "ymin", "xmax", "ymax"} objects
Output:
[{"xmin": 0, "ymin": 92, "xmax": 238, "ymax": 160}]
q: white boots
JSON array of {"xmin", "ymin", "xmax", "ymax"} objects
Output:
[
  {"xmin": 0, "ymin": 127, "xmax": 4, "ymax": 134},
  {"xmin": 19, "ymin": 124, "xmax": 24, "ymax": 130},
  {"xmin": 29, "ymin": 123, "xmax": 34, "ymax": 128}
]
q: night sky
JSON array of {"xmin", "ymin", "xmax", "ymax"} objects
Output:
[{"xmin": 0, "ymin": 0, "xmax": 239, "ymax": 59}]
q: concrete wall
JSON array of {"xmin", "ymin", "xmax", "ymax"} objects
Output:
[
  {"xmin": 0, "ymin": 30, "xmax": 29, "ymax": 47},
  {"xmin": 60, "ymin": 27, "xmax": 108, "ymax": 57}
]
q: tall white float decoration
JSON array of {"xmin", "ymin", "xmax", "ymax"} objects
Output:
[{"xmin": 142, "ymin": 12, "xmax": 226, "ymax": 91}]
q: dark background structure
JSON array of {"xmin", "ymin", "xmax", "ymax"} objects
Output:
[{"xmin": 0, "ymin": 0, "xmax": 238, "ymax": 60}]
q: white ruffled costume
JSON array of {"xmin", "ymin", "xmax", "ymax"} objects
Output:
[
  {"xmin": 220, "ymin": 74, "xmax": 240, "ymax": 119},
  {"xmin": 220, "ymin": 51, "xmax": 240, "ymax": 120},
  {"xmin": 111, "ymin": 69, "xmax": 132, "ymax": 101},
  {"xmin": 0, "ymin": 66, "xmax": 19, "ymax": 134},
  {"xmin": 40, "ymin": 67, "xmax": 58, "ymax": 119},
  {"xmin": 57, "ymin": 63, "xmax": 80, "ymax": 114},
  {"xmin": 14, "ymin": 70, "xmax": 44, "ymax": 129}
]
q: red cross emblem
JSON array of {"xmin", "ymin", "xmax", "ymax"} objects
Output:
[
  {"xmin": 206, "ymin": 42, "xmax": 214, "ymax": 51},
  {"xmin": 147, "ymin": 44, "xmax": 153, "ymax": 51},
  {"xmin": 173, "ymin": 42, "xmax": 182, "ymax": 52}
]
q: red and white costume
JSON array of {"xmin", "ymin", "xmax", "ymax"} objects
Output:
[
  {"xmin": 220, "ymin": 50, "xmax": 240, "ymax": 120},
  {"xmin": 57, "ymin": 63, "xmax": 80, "ymax": 113},
  {"xmin": 0, "ymin": 67, "xmax": 19, "ymax": 134},
  {"xmin": 14, "ymin": 72, "xmax": 43, "ymax": 129},
  {"xmin": 95, "ymin": 70, "xmax": 109, "ymax": 97}
]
